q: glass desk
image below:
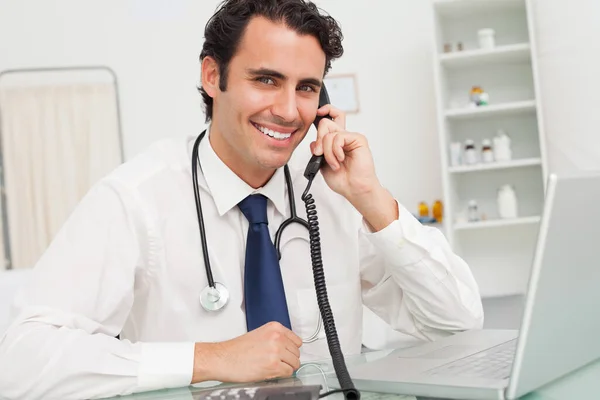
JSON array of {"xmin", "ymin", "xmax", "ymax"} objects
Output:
[{"xmin": 105, "ymin": 349, "xmax": 600, "ymax": 400}]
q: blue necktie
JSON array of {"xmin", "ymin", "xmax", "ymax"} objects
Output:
[{"xmin": 238, "ymin": 194, "xmax": 292, "ymax": 331}]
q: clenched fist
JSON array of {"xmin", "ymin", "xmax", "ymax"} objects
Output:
[{"xmin": 192, "ymin": 321, "xmax": 303, "ymax": 383}]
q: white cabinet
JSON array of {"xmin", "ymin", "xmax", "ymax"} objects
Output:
[{"xmin": 430, "ymin": 0, "xmax": 548, "ymax": 297}]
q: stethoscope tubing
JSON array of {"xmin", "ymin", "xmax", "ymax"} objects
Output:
[{"xmin": 192, "ymin": 130, "xmax": 321, "ymax": 343}]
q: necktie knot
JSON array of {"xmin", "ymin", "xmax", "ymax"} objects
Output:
[{"xmin": 238, "ymin": 194, "xmax": 268, "ymax": 225}]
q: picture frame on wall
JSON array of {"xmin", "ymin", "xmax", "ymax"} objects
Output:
[{"xmin": 323, "ymin": 74, "xmax": 360, "ymax": 114}]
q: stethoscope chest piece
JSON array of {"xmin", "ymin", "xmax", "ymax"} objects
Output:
[{"xmin": 200, "ymin": 282, "xmax": 229, "ymax": 312}]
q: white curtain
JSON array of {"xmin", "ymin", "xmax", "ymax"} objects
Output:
[
  {"xmin": 0, "ymin": 188, "xmax": 5, "ymax": 270},
  {"xmin": 0, "ymin": 82, "xmax": 122, "ymax": 269}
]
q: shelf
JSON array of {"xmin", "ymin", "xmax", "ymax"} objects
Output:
[
  {"xmin": 433, "ymin": 0, "xmax": 525, "ymax": 17},
  {"xmin": 445, "ymin": 100, "xmax": 536, "ymax": 120},
  {"xmin": 432, "ymin": 0, "xmax": 545, "ymax": 302},
  {"xmin": 449, "ymin": 157, "xmax": 541, "ymax": 173},
  {"xmin": 454, "ymin": 215, "xmax": 541, "ymax": 231},
  {"xmin": 440, "ymin": 43, "xmax": 531, "ymax": 69}
]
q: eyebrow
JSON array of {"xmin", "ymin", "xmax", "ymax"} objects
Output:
[{"xmin": 246, "ymin": 68, "xmax": 322, "ymax": 88}]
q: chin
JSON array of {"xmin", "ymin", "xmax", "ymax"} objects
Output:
[
  {"xmin": 259, "ymin": 158, "xmax": 288, "ymax": 170},
  {"xmin": 257, "ymin": 151, "xmax": 292, "ymax": 170}
]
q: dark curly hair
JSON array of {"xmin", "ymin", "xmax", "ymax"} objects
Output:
[{"xmin": 198, "ymin": 0, "xmax": 344, "ymax": 122}]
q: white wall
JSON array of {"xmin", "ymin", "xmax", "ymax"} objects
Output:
[
  {"xmin": 531, "ymin": 0, "xmax": 600, "ymax": 174},
  {"xmin": 3, "ymin": 0, "xmax": 600, "ymax": 240},
  {"xmin": 0, "ymin": 0, "xmax": 442, "ymax": 215},
  {"xmin": 0, "ymin": 0, "xmax": 213, "ymax": 165}
]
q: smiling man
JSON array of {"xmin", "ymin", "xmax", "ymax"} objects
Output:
[
  {"xmin": 200, "ymin": 8, "xmax": 334, "ymax": 188},
  {"xmin": 0, "ymin": 1, "xmax": 484, "ymax": 399}
]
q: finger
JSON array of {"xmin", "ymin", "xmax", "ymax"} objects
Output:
[
  {"xmin": 285, "ymin": 340, "xmax": 301, "ymax": 359},
  {"xmin": 317, "ymin": 104, "xmax": 346, "ymax": 129},
  {"xmin": 336, "ymin": 131, "xmax": 364, "ymax": 154},
  {"xmin": 322, "ymin": 132, "xmax": 339, "ymax": 170},
  {"xmin": 281, "ymin": 331, "xmax": 301, "ymax": 356},
  {"xmin": 278, "ymin": 363, "xmax": 295, "ymax": 378},
  {"xmin": 333, "ymin": 132, "xmax": 346, "ymax": 163},
  {"xmin": 279, "ymin": 347, "xmax": 301, "ymax": 371},
  {"xmin": 281, "ymin": 326, "xmax": 303, "ymax": 348},
  {"xmin": 315, "ymin": 117, "xmax": 341, "ymax": 153},
  {"xmin": 309, "ymin": 140, "xmax": 317, "ymax": 156}
]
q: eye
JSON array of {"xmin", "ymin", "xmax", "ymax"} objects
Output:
[
  {"xmin": 298, "ymin": 85, "xmax": 317, "ymax": 93},
  {"xmin": 257, "ymin": 77, "xmax": 275, "ymax": 85}
]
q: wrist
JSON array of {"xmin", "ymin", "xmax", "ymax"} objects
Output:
[
  {"xmin": 349, "ymin": 185, "xmax": 398, "ymax": 232},
  {"xmin": 192, "ymin": 342, "xmax": 224, "ymax": 383}
]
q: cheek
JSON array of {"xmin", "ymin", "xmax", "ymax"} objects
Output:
[
  {"xmin": 298, "ymin": 101, "xmax": 318, "ymax": 127},
  {"xmin": 235, "ymin": 87, "xmax": 272, "ymax": 118}
]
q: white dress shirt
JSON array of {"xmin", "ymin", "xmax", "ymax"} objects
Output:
[{"xmin": 0, "ymin": 130, "xmax": 483, "ymax": 400}]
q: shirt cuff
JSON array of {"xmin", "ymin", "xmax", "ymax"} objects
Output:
[
  {"xmin": 360, "ymin": 200, "xmax": 429, "ymax": 267},
  {"xmin": 137, "ymin": 342, "xmax": 195, "ymax": 392}
]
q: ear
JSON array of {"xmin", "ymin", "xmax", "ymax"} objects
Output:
[{"xmin": 201, "ymin": 56, "xmax": 220, "ymax": 98}]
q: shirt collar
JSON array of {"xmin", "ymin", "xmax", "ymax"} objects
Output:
[{"xmin": 198, "ymin": 126, "xmax": 288, "ymax": 217}]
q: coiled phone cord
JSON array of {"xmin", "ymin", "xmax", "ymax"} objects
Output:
[{"xmin": 301, "ymin": 173, "xmax": 360, "ymax": 400}]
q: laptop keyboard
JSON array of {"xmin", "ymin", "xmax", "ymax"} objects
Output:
[{"xmin": 426, "ymin": 339, "xmax": 517, "ymax": 380}]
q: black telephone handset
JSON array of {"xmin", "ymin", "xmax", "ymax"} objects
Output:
[
  {"xmin": 300, "ymin": 85, "xmax": 360, "ymax": 400},
  {"xmin": 303, "ymin": 86, "xmax": 332, "ymax": 180}
]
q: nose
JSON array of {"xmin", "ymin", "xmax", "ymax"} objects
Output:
[{"xmin": 271, "ymin": 87, "xmax": 300, "ymax": 123}]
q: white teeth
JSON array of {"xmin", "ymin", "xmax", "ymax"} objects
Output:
[{"xmin": 254, "ymin": 124, "xmax": 291, "ymax": 140}]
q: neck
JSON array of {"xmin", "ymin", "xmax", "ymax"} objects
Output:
[{"xmin": 208, "ymin": 125, "xmax": 274, "ymax": 189}]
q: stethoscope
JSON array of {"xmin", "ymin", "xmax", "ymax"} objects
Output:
[{"xmin": 191, "ymin": 130, "xmax": 322, "ymax": 343}]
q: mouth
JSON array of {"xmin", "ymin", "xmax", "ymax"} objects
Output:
[{"xmin": 251, "ymin": 122, "xmax": 296, "ymax": 141}]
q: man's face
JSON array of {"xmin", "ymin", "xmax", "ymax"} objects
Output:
[{"xmin": 207, "ymin": 16, "xmax": 326, "ymax": 177}]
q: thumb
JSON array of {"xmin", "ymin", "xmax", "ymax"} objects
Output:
[{"xmin": 310, "ymin": 140, "xmax": 320, "ymax": 155}]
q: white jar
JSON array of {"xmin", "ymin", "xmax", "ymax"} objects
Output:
[
  {"xmin": 464, "ymin": 139, "xmax": 478, "ymax": 165},
  {"xmin": 481, "ymin": 139, "xmax": 494, "ymax": 163},
  {"xmin": 497, "ymin": 184, "xmax": 518, "ymax": 219},
  {"xmin": 450, "ymin": 142, "xmax": 462, "ymax": 166},
  {"xmin": 478, "ymin": 28, "xmax": 496, "ymax": 50},
  {"xmin": 468, "ymin": 200, "xmax": 479, "ymax": 222},
  {"xmin": 493, "ymin": 129, "xmax": 512, "ymax": 162}
]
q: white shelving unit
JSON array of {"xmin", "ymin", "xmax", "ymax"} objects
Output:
[
  {"xmin": 440, "ymin": 42, "xmax": 531, "ymax": 69},
  {"xmin": 454, "ymin": 215, "xmax": 541, "ymax": 231},
  {"xmin": 445, "ymin": 100, "xmax": 536, "ymax": 119},
  {"xmin": 448, "ymin": 157, "xmax": 541, "ymax": 173},
  {"xmin": 430, "ymin": 0, "xmax": 549, "ymax": 297}
]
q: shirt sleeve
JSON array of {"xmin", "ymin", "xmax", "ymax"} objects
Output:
[
  {"xmin": 0, "ymin": 179, "xmax": 195, "ymax": 400},
  {"xmin": 358, "ymin": 200, "xmax": 484, "ymax": 341}
]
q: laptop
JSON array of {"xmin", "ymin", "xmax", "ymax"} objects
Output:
[{"xmin": 335, "ymin": 172, "xmax": 600, "ymax": 399}]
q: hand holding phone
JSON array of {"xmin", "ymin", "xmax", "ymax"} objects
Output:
[{"xmin": 304, "ymin": 86, "xmax": 332, "ymax": 180}]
